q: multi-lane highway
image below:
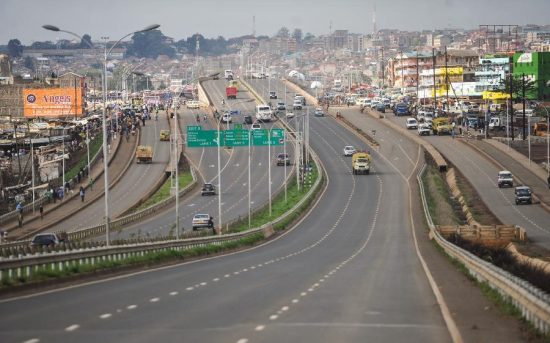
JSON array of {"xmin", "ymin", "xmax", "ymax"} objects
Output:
[
  {"xmin": 54, "ymin": 114, "xmax": 172, "ymax": 233},
  {"xmin": 109, "ymin": 78, "xmax": 289, "ymax": 239},
  {"xmin": 381, "ymin": 111, "xmax": 550, "ymax": 249},
  {"xmin": 0, "ymin": 79, "xmax": 453, "ymax": 343}
]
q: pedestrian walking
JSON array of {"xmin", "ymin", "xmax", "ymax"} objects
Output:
[
  {"xmin": 203, "ymin": 113, "xmax": 207, "ymax": 121},
  {"xmin": 64, "ymin": 181, "xmax": 70, "ymax": 194},
  {"xmin": 89, "ymin": 177, "xmax": 94, "ymax": 191},
  {"xmin": 16, "ymin": 202, "xmax": 23, "ymax": 227},
  {"xmin": 79, "ymin": 186, "xmax": 85, "ymax": 202},
  {"xmin": 77, "ymin": 171, "xmax": 81, "ymax": 184},
  {"xmin": 39, "ymin": 205, "xmax": 44, "ymax": 220}
]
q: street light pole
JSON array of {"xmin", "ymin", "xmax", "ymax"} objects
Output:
[
  {"xmin": 62, "ymin": 127, "xmax": 66, "ymax": 199},
  {"xmin": 174, "ymin": 106, "xmax": 180, "ymax": 238},
  {"xmin": 217, "ymin": 118, "xmax": 222, "ymax": 234},
  {"xmin": 248, "ymin": 128, "xmax": 251, "ymax": 229},
  {"xmin": 43, "ymin": 23, "xmax": 160, "ymax": 245}
]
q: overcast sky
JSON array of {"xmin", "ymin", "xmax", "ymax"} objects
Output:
[{"xmin": 2, "ymin": 0, "xmax": 549, "ymax": 45}]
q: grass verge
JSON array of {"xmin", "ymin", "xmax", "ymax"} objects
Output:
[
  {"xmin": 134, "ymin": 171, "xmax": 193, "ymax": 212},
  {"xmin": 227, "ymin": 165, "xmax": 320, "ymax": 233},
  {"xmin": 0, "ymin": 233, "xmax": 264, "ymax": 289},
  {"xmin": 65, "ymin": 133, "xmax": 103, "ymax": 182}
]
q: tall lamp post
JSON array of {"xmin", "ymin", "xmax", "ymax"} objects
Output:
[{"xmin": 43, "ymin": 23, "xmax": 160, "ymax": 245}]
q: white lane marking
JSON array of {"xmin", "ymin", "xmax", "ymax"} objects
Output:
[
  {"xmin": 209, "ymin": 164, "xmax": 215, "ymax": 168},
  {"xmin": 127, "ymin": 305, "xmax": 138, "ymax": 310},
  {"xmin": 99, "ymin": 313, "xmax": 112, "ymax": 319},
  {"xmin": 200, "ymin": 282, "xmax": 207, "ymax": 286},
  {"xmin": 186, "ymin": 287, "xmax": 194, "ymax": 291},
  {"xmin": 269, "ymin": 315, "xmax": 278, "ymax": 320},
  {"xmin": 65, "ymin": 324, "xmax": 80, "ymax": 332},
  {"xmin": 169, "ymin": 291, "xmax": 178, "ymax": 296},
  {"xmin": 213, "ymin": 278, "xmax": 220, "ymax": 282},
  {"xmin": 225, "ymin": 274, "xmax": 231, "ymax": 278},
  {"xmin": 23, "ymin": 339, "xmax": 40, "ymax": 343},
  {"xmin": 300, "ymin": 292, "xmax": 307, "ymax": 296},
  {"xmin": 281, "ymin": 306, "xmax": 289, "ymax": 312},
  {"xmin": 292, "ymin": 299, "xmax": 299, "ymax": 304},
  {"xmin": 236, "ymin": 339, "xmax": 248, "ymax": 343},
  {"xmin": 255, "ymin": 325, "xmax": 265, "ymax": 331},
  {"xmin": 188, "ymin": 203, "xmax": 196, "ymax": 207},
  {"xmin": 150, "ymin": 297, "xmax": 160, "ymax": 302}
]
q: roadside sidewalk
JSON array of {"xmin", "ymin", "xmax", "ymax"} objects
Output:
[
  {"xmin": 5, "ymin": 133, "xmax": 138, "ymax": 240},
  {"xmin": 460, "ymin": 138, "xmax": 550, "ymax": 212}
]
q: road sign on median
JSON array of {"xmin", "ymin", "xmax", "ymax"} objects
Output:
[
  {"xmin": 186, "ymin": 126, "xmax": 283, "ymax": 147},
  {"xmin": 187, "ymin": 126, "xmax": 222, "ymax": 147}
]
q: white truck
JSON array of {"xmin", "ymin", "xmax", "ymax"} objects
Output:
[{"xmin": 224, "ymin": 70, "xmax": 234, "ymax": 80}]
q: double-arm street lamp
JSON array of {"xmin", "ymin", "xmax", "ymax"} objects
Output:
[{"xmin": 43, "ymin": 23, "xmax": 160, "ymax": 245}]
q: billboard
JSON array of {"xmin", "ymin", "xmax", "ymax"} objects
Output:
[{"xmin": 23, "ymin": 88, "xmax": 83, "ymax": 118}]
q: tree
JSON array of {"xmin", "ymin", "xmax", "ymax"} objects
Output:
[
  {"xmin": 80, "ymin": 34, "xmax": 93, "ymax": 48},
  {"xmin": 499, "ymin": 74, "xmax": 537, "ymax": 100},
  {"xmin": 126, "ymin": 30, "xmax": 176, "ymax": 59},
  {"xmin": 7, "ymin": 39, "xmax": 23, "ymax": 58},
  {"xmin": 276, "ymin": 27, "xmax": 290, "ymax": 38},
  {"xmin": 292, "ymin": 29, "xmax": 303, "ymax": 42},
  {"xmin": 303, "ymin": 32, "xmax": 315, "ymax": 42}
]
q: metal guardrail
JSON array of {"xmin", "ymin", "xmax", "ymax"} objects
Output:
[
  {"xmin": 0, "ymin": 165, "xmax": 198, "ymax": 252},
  {"xmin": 417, "ymin": 163, "xmax": 550, "ymax": 334},
  {"xmin": 0, "ymin": 140, "xmax": 323, "ymax": 284}
]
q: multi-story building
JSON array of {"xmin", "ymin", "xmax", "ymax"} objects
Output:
[
  {"xmin": 512, "ymin": 51, "xmax": 550, "ymax": 100},
  {"xmin": 0, "ymin": 54, "xmax": 13, "ymax": 85}
]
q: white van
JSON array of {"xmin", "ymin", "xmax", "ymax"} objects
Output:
[{"xmin": 256, "ymin": 104, "xmax": 273, "ymax": 122}]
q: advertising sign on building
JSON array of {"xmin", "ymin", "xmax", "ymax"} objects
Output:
[
  {"xmin": 23, "ymin": 88, "xmax": 83, "ymax": 117},
  {"xmin": 517, "ymin": 53, "xmax": 533, "ymax": 63}
]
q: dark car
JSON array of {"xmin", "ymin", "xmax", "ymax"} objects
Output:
[
  {"xmin": 201, "ymin": 183, "xmax": 216, "ymax": 196},
  {"xmin": 276, "ymin": 153, "xmax": 291, "ymax": 166},
  {"xmin": 269, "ymin": 91, "xmax": 277, "ymax": 99},
  {"xmin": 244, "ymin": 115, "xmax": 253, "ymax": 125},
  {"xmin": 376, "ymin": 103, "xmax": 386, "ymax": 113},
  {"xmin": 514, "ymin": 186, "xmax": 532, "ymax": 205},
  {"xmin": 30, "ymin": 233, "xmax": 64, "ymax": 247}
]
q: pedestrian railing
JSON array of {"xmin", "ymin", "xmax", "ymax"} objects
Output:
[{"xmin": 418, "ymin": 163, "xmax": 550, "ymax": 334}]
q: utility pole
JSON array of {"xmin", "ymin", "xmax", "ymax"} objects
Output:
[
  {"xmin": 381, "ymin": 47, "xmax": 385, "ymax": 89},
  {"xmin": 416, "ymin": 50, "xmax": 419, "ymax": 104},
  {"xmin": 522, "ymin": 73, "xmax": 526, "ymax": 140},
  {"xmin": 445, "ymin": 46, "xmax": 449, "ymax": 110},
  {"xmin": 510, "ymin": 72, "xmax": 514, "ymax": 141},
  {"xmin": 432, "ymin": 48, "xmax": 437, "ymax": 111}
]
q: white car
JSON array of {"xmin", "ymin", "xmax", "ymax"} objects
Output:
[
  {"xmin": 417, "ymin": 123, "xmax": 431, "ymax": 136},
  {"xmin": 221, "ymin": 113, "xmax": 232, "ymax": 123},
  {"xmin": 343, "ymin": 145, "xmax": 357, "ymax": 156},
  {"xmin": 186, "ymin": 100, "xmax": 200, "ymax": 109},
  {"xmin": 286, "ymin": 112, "xmax": 295, "ymax": 119},
  {"xmin": 192, "ymin": 214, "xmax": 213, "ymax": 231},
  {"xmin": 406, "ymin": 118, "xmax": 418, "ymax": 129}
]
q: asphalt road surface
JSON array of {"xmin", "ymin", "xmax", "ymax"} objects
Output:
[{"xmin": 0, "ymin": 80, "xmax": 452, "ymax": 343}]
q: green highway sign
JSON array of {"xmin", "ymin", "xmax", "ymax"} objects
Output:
[
  {"xmin": 252, "ymin": 128, "xmax": 284, "ymax": 146},
  {"xmin": 224, "ymin": 129, "xmax": 249, "ymax": 147},
  {"xmin": 187, "ymin": 126, "xmax": 222, "ymax": 147},
  {"xmin": 186, "ymin": 126, "xmax": 284, "ymax": 148}
]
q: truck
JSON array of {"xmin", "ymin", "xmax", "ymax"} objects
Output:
[
  {"xmin": 226, "ymin": 86, "xmax": 237, "ymax": 99},
  {"xmin": 256, "ymin": 104, "xmax": 273, "ymax": 122},
  {"xmin": 489, "ymin": 115, "xmax": 511, "ymax": 131},
  {"xmin": 432, "ymin": 117, "xmax": 453, "ymax": 135},
  {"xmin": 351, "ymin": 152, "xmax": 371, "ymax": 175},
  {"xmin": 136, "ymin": 145, "xmax": 153, "ymax": 164},
  {"xmin": 394, "ymin": 102, "xmax": 409, "ymax": 116}
]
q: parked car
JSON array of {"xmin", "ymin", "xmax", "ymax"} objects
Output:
[
  {"xmin": 497, "ymin": 171, "xmax": 514, "ymax": 188},
  {"xmin": 201, "ymin": 183, "xmax": 216, "ymax": 196},
  {"xmin": 514, "ymin": 186, "xmax": 532, "ymax": 205},
  {"xmin": 293, "ymin": 100, "xmax": 303, "ymax": 110},
  {"xmin": 406, "ymin": 118, "xmax": 418, "ymax": 129},
  {"xmin": 343, "ymin": 145, "xmax": 357, "ymax": 156},
  {"xmin": 192, "ymin": 214, "xmax": 214, "ymax": 230},
  {"xmin": 276, "ymin": 153, "xmax": 291, "ymax": 166},
  {"xmin": 269, "ymin": 91, "xmax": 277, "ymax": 99},
  {"xmin": 30, "ymin": 233, "xmax": 64, "ymax": 247},
  {"xmin": 314, "ymin": 108, "xmax": 325, "ymax": 117}
]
